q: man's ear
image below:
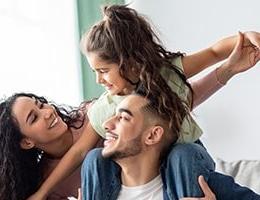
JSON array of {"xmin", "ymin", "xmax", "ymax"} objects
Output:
[
  {"xmin": 145, "ymin": 126, "xmax": 164, "ymax": 145},
  {"xmin": 20, "ymin": 138, "xmax": 35, "ymax": 149}
]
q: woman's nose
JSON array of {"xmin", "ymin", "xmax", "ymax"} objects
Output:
[{"xmin": 43, "ymin": 106, "xmax": 54, "ymax": 119}]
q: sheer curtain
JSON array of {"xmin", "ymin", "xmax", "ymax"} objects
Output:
[
  {"xmin": 76, "ymin": 0, "xmax": 124, "ymax": 100},
  {"xmin": 0, "ymin": 0, "xmax": 81, "ymax": 105}
]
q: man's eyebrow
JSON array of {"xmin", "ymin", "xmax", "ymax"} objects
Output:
[
  {"xmin": 117, "ymin": 108, "xmax": 133, "ymax": 117},
  {"xmin": 26, "ymin": 99, "xmax": 37, "ymax": 123}
]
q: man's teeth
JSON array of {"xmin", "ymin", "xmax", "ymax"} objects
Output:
[
  {"xmin": 50, "ymin": 117, "xmax": 58, "ymax": 128},
  {"xmin": 106, "ymin": 136, "xmax": 117, "ymax": 140},
  {"xmin": 105, "ymin": 133, "xmax": 118, "ymax": 140}
]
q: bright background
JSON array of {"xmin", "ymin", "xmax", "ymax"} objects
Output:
[
  {"xmin": 0, "ymin": 0, "xmax": 82, "ymax": 106},
  {"xmin": 127, "ymin": 0, "xmax": 260, "ymax": 161},
  {"xmin": 1, "ymin": 0, "xmax": 259, "ymax": 161}
]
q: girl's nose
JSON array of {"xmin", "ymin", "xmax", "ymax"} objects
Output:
[{"xmin": 96, "ymin": 73, "xmax": 104, "ymax": 84}]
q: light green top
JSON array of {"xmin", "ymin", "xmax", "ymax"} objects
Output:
[{"xmin": 87, "ymin": 57, "xmax": 202, "ymax": 143}]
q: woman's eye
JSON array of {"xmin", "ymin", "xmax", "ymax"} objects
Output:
[
  {"xmin": 39, "ymin": 102, "xmax": 45, "ymax": 109},
  {"xmin": 31, "ymin": 115, "xmax": 37, "ymax": 123}
]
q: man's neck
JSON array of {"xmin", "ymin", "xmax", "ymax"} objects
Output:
[{"xmin": 117, "ymin": 154, "xmax": 161, "ymax": 187}]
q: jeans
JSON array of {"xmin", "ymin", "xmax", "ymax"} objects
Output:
[{"xmin": 81, "ymin": 143, "xmax": 260, "ymax": 200}]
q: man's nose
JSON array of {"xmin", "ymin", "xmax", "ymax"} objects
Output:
[{"xmin": 102, "ymin": 115, "xmax": 116, "ymax": 130}]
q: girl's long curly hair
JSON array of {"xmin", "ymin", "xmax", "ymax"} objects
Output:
[
  {"xmin": 0, "ymin": 93, "xmax": 85, "ymax": 200},
  {"xmin": 81, "ymin": 4, "xmax": 192, "ymax": 141}
]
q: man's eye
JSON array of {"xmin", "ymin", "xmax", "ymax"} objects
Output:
[
  {"xmin": 123, "ymin": 117, "xmax": 130, "ymax": 121},
  {"xmin": 119, "ymin": 115, "xmax": 130, "ymax": 121}
]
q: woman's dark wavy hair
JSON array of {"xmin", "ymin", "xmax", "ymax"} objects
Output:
[
  {"xmin": 0, "ymin": 92, "xmax": 85, "ymax": 200},
  {"xmin": 81, "ymin": 4, "xmax": 192, "ymax": 139}
]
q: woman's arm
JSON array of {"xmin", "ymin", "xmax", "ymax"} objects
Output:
[
  {"xmin": 182, "ymin": 31, "xmax": 260, "ymax": 78},
  {"xmin": 191, "ymin": 32, "xmax": 260, "ymax": 109},
  {"xmin": 27, "ymin": 123, "xmax": 101, "ymax": 200}
]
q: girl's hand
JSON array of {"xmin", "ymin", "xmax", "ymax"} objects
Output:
[
  {"xmin": 226, "ymin": 32, "xmax": 260, "ymax": 73},
  {"xmin": 244, "ymin": 31, "xmax": 260, "ymax": 49},
  {"xmin": 216, "ymin": 32, "xmax": 260, "ymax": 84},
  {"xmin": 180, "ymin": 176, "xmax": 216, "ymax": 200}
]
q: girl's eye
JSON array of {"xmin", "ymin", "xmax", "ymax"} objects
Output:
[{"xmin": 99, "ymin": 69, "xmax": 108, "ymax": 73}]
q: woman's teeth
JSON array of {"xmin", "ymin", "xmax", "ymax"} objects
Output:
[{"xmin": 50, "ymin": 117, "xmax": 58, "ymax": 128}]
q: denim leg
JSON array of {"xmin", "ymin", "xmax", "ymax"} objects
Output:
[
  {"xmin": 208, "ymin": 172, "xmax": 260, "ymax": 200},
  {"xmin": 160, "ymin": 143, "xmax": 215, "ymax": 199},
  {"xmin": 81, "ymin": 148, "xmax": 121, "ymax": 200}
]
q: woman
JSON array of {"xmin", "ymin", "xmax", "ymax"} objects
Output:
[{"xmin": 0, "ymin": 93, "xmax": 97, "ymax": 200}]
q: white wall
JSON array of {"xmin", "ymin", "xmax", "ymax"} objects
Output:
[
  {"xmin": 0, "ymin": 0, "xmax": 82, "ymax": 106},
  {"xmin": 127, "ymin": 0, "xmax": 260, "ymax": 161}
]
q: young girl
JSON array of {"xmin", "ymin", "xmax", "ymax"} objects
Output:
[
  {"xmin": 0, "ymin": 93, "xmax": 97, "ymax": 200},
  {"xmin": 28, "ymin": 5, "xmax": 260, "ymax": 200}
]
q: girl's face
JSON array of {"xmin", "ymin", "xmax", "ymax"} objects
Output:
[
  {"xmin": 87, "ymin": 53, "xmax": 135, "ymax": 96},
  {"xmin": 12, "ymin": 96, "xmax": 68, "ymax": 148}
]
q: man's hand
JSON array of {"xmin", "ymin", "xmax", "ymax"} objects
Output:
[{"xmin": 180, "ymin": 176, "xmax": 216, "ymax": 200}]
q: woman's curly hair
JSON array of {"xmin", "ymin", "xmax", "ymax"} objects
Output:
[{"xmin": 0, "ymin": 93, "xmax": 85, "ymax": 200}]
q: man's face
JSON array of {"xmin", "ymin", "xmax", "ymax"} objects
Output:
[{"xmin": 102, "ymin": 95, "xmax": 149, "ymax": 160}]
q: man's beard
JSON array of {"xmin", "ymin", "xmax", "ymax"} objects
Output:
[{"xmin": 102, "ymin": 135, "xmax": 142, "ymax": 160}]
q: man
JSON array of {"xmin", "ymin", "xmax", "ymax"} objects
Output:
[{"xmin": 81, "ymin": 93, "xmax": 260, "ymax": 200}]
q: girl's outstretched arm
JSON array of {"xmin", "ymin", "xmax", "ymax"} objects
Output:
[
  {"xmin": 27, "ymin": 123, "xmax": 101, "ymax": 200},
  {"xmin": 182, "ymin": 31, "xmax": 260, "ymax": 78},
  {"xmin": 190, "ymin": 32, "xmax": 260, "ymax": 109}
]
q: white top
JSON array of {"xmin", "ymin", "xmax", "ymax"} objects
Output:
[{"xmin": 117, "ymin": 174, "xmax": 163, "ymax": 200}]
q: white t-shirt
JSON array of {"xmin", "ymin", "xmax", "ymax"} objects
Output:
[{"xmin": 117, "ymin": 174, "xmax": 163, "ymax": 200}]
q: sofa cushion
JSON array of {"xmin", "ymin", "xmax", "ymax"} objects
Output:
[{"xmin": 216, "ymin": 158, "xmax": 260, "ymax": 193}]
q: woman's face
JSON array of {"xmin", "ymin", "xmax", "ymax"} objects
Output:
[
  {"xmin": 87, "ymin": 53, "xmax": 135, "ymax": 96},
  {"xmin": 12, "ymin": 96, "xmax": 68, "ymax": 148}
]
